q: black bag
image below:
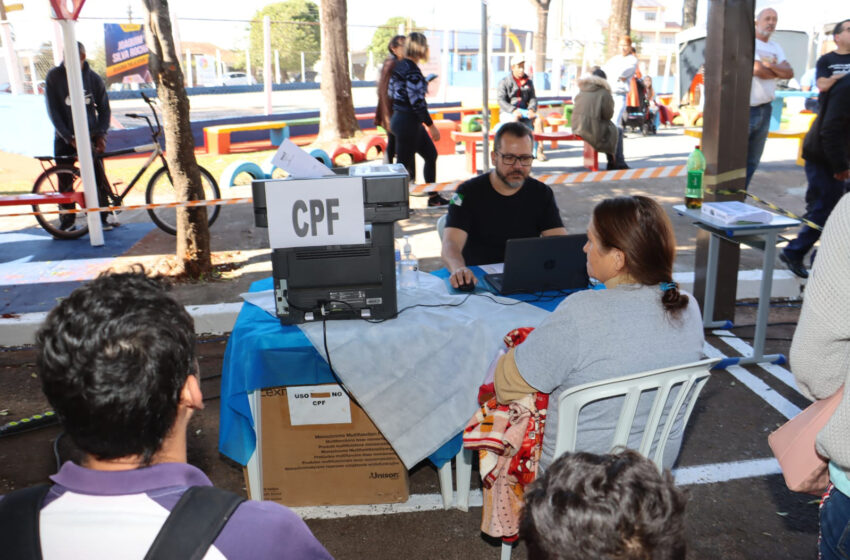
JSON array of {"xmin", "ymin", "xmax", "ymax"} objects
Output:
[{"xmin": 0, "ymin": 484, "xmax": 245, "ymax": 560}]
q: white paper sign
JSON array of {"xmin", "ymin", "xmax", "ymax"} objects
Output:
[
  {"xmin": 195, "ymin": 55, "xmax": 218, "ymax": 86},
  {"xmin": 265, "ymin": 176, "xmax": 366, "ymax": 248},
  {"xmin": 271, "ymin": 139, "xmax": 335, "ymax": 179},
  {"xmin": 287, "ymin": 384, "xmax": 352, "ymax": 426}
]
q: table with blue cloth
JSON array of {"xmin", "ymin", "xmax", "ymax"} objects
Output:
[{"xmin": 219, "ymin": 269, "xmax": 576, "ymax": 502}]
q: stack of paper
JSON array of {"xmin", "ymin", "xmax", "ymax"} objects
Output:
[{"xmin": 701, "ymin": 201, "xmax": 774, "ymax": 225}]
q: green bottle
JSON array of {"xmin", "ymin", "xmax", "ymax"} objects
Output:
[{"xmin": 685, "ymin": 145, "xmax": 706, "ymax": 209}]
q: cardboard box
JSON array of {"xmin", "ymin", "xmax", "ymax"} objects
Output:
[{"xmin": 248, "ymin": 384, "xmax": 409, "ymax": 507}]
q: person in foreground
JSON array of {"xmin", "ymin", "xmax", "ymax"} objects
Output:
[
  {"xmin": 493, "ymin": 195, "xmax": 704, "ymax": 470},
  {"xmin": 789, "ymin": 193, "xmax": 850, "ymax": 560},
  {"xmin": 441, "ymin": 121, "xmax": 567, "ymax": 288},
  {"xmin": 520, "ymin": 449, "xmax": 687, "ymax": 560},
  {"xmin": 6, "ymin": 270, "xmax": 332, "ymax": 559}
]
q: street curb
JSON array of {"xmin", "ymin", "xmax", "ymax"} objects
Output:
[{"xmin": 0, "ymin": 271, "xmax": 804, "ymax": 348}]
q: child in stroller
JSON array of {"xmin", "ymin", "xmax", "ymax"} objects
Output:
[{"xmin": 623, "ymin": 74, "xmax": 657, "ymax": 136}]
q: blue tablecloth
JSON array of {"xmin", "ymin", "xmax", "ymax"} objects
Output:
[{"xmin": 219, "ymin": 271, "xmax": 589, "ymax": 469}]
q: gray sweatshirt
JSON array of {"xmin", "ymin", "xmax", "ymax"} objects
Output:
[
  {"xmin": 790, "ymin": 193, "xmax": 850, "ymax": 477},
  {"xmin": 515, "ymin": 284, "xmax": 705, "ymax": 469}
]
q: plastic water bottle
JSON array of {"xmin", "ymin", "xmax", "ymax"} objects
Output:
[
  {"xmin": 399, "ymin": 236, "xmax": 419, "ymax": 289},
  {"xmin": 685, "ymin": 145, "xmax": 706, "ymax": 209}
]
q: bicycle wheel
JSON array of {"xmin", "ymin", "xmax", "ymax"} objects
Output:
[
  {"xmin": 31, "ymin": 165, "xmax": 89, "ymax": 240},
  {"xmin": 145, "ymin": 166, "xmax": 221, "ymax": 235}
]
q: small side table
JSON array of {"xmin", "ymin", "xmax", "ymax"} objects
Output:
[{"xmin": 673, "ymin": 205, "xmax": 800, "ymax": 366}]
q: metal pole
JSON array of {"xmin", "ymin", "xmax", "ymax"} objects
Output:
[
  {"xmin": 216, "ymin": 48, "xmax": 222, "ymax": 84},
  {"xmin": 481, "ymin": 0, "xmax": 490, "ymax": 172},
  {"xmin": 246, "ymin": 44, "xmax": 251, "ymax": 82},
  {"xmin": 300, "ymin": 51, "xmax": 305, "ymax": 82},
  {"xmin": 58, "ymin": 20, "xmax": 103, "ymax": 246},
  {"xmin": 274, "ymin": 49, "xmax": 280, "ymax": 84},
  {"xmin": 263, "ymin": 15, "xmax": 272, "ymax": 115}
]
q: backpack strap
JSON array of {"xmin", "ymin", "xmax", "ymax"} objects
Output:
[
  {"xmin": 0, "ymin": 484, "xmax": 52, "ymax": 560},
  {"xmin": 144, "ymin": 486, "xmax": 246, "ymax": 560}
]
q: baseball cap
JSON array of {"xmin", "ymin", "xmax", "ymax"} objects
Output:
[{"xmin": 511, "ymin": 54, "xmax": 525, "ymax": 67}]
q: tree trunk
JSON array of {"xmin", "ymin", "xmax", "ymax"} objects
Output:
[
  {"xmin": 316, "ymin": 0, "xmax": 359, "ymax": 143},
  {"xmin": 607, "ymin": 0, "xmax": 633, "ymax": 59},
  {"xmin": 529, "ymin": 0, "xmax": 550, "ymax": 77},
  {"xmin": 142, "ymin": 0, "xmax": 211, "ymax": 279},
  {"xmin": 682, "ymin": 0, "xmax": 698, "ymax": 30}
]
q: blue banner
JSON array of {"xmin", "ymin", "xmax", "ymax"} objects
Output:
[{"xmin": 104, "ymin": 23, "xmax": 151, "ymax": 87}]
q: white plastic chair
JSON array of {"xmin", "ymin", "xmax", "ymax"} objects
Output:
[
  {"xmin": 436, "ymin": 213, "xmax": 447, "ymax": 243},
  {"xmin": 498, "ymin": 357, "xmax": 719, "ymax": 559},
  {"xmin": 437, "ymin": 447, "xmax": 473, "ymax": 510}
]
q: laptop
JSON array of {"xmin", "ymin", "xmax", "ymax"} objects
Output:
[{"xmin": 483, "ymin": 234, "xmax": 590, "ymax": 295}]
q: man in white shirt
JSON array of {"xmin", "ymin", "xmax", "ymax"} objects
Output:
[
  {"xmin": 603, "ymin": 36, "xmax": 638, "ymax": 170},
  {"xmin": 746, "ymin": 7, "xmax": 793, "ymax": 187}
]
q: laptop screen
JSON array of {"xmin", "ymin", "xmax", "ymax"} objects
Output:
[{"xmin": 485, "ymin": 234, "xmax": 589, "ymax": 294}]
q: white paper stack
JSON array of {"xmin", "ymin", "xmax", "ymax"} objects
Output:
[{"xmin": 701, "ymin": 201, "xmax": 774, "ymax": 225}]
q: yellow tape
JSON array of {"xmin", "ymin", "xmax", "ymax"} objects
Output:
[{"xmin": 704, "ymin": 168, "xmax": 746, "ymax": 186}]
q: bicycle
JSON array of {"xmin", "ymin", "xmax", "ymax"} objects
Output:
[{"xmin": 31, "ymin": 92, "xmax": 220, "ymax": 239}]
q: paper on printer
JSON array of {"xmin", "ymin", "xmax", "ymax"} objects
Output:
[
  {"xmin": 701, "ymin": 201, "xmax": 774, "ymax": 225},
  {"xmin": 271, "ymin": 139, "xmax": 335, "ymax": 178}
]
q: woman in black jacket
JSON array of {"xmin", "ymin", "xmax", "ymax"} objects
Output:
[{"xmin": 388, "ymin": 32, "xmax": 447, "ymax": 206}]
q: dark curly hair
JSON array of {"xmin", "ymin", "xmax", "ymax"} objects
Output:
[
  {"xmin": 520, "ymin": 449, "xmax": 688, "ymax": 560},
  {"xmin": 35, "ymin": 268, "xmax": 196, "ymax": 464},
  {"xmin": 592, "ymin": 195, "xmax": 689, "ymax": 317}
]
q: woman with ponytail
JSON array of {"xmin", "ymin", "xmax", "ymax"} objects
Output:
[{"xmin": 494, "ymin": 195, "xmax": 705, "ymax": 470}]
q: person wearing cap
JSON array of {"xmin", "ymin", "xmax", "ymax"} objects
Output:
[{"xmin": 497, "ymin": 54, "xmax": 546, "ymax": 161}]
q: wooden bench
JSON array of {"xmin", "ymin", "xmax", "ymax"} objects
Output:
[
  {"xmin": 203, "ymin": 121, "xmax": 290, "ymax": 155},
  {"xmin": 451, "ymin": 130, "xmax": 598, "ymax": 175},
  {"xmin": 684, "ymin": 127, "xmax": 808, "ymax": 166}
]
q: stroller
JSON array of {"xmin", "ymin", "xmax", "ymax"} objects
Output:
[{"xmin": 622, "ymin": 76, "xmax": 657, "ymax": 136}]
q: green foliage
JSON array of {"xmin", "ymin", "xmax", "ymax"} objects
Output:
[
  {"xmin": 366, "ymin": 17, "xmax": 418, "ymax": 63},
  {"xmin": 247, "ymin": 0, "xmax": 320, "ymax": 81},
  {"xmin": 87, "ymin": 44, "xmax": 108, "ymax": 80}
]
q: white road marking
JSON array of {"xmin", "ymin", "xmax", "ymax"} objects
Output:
[
  {"xmin": 712, "ymin": 329, "xmax": 803, "ymax": 395},
  {"xmin": 291, "ymin": 458, "xmax": 784, "ymax": 519},
  {"xmin": 704, "ymin": 342, "xmax": 801, "ymax": 420},
  {"xmin": 673, "ymin": 458, "xmax": 782, "ymax": 485}
]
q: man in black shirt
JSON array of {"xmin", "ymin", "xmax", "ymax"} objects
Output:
[
  {"xmin": 815, "ymin": 19, "xmax": 850, "ymax": 95},
  {"xmin": 441, "ymin": 121, "xmax": 567, "ymax": 288}
]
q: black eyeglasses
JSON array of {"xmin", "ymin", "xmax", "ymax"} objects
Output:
[{"xmin": 495, "ymin": 151, "xmax": 534, "ymax": 166}]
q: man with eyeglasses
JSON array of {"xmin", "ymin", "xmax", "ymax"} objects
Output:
[{"xmin": 441, "ymin": 121, "xmax": 567, "ymax": 289}]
